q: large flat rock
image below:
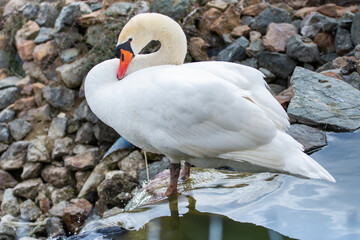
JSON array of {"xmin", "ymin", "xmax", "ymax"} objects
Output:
[{"xmin": 287, "ymin": 67, "xmax": 360, "ymax": 131}]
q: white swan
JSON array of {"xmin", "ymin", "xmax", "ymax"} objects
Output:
[{"xmin": 85, "ymin": 13, "xmax": 335, "ymax": 195}]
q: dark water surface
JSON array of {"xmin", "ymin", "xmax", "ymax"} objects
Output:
[{"xmin": 77, "ymin": 131, "xmax": 360, "ymax": 240}]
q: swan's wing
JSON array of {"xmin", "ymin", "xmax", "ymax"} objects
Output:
[{"xmin": 113, "ymin": 64, "xmax": 281, "ymax": 164}]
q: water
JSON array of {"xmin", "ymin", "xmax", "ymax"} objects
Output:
[{"xmin": 77, "ymin": 131, "xmax": 360, "ymax": 240}]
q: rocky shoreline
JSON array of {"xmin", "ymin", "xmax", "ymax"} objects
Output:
[{"xmin": 0, "ymin": 0, "xmax": 359, "ymax": 239}]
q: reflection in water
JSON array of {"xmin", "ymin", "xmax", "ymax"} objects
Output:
[{"xmin": 79, "ymin": 131, "xmax": 360, "ymax": 240}]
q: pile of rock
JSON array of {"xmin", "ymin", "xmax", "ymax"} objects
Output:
[{"xmin": 0, "ymin": 0, "xmax": 359, "ymax": 239}]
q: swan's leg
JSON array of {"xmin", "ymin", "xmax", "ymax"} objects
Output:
[
  {"xmin": 180, "ymin": 162, "xmax": 191, "ymax": 180},
  {"xmin": 165, "ymin": 163, "xmax": 181, "ymax": 196}
]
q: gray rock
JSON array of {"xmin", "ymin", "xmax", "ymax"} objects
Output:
[
  {"xmin": 52, "ymin": 137, "xmax": 73, "ymax": 159},
  {"xmin": 0, "ymin": 109, "xmax": 15, "ymax": 123},
  {"xmin": 75, "ymin": 122, "xmax": 95, "ymax": 144},
  {"xmin": 74, "ymin": 100, "xmax": 98, "ymax": 123},
  {"xmin": 0, "ymin": 141, "xmax": 29, "ymax": 170},
  {"xmin": 292, "ymin": 19, "xmax": 302, "ymax": 32},
  {"xmin": 73, "ymin": 1, "xmax": 92, "ymax": 14},
  {"xmin": 56, "ymin": 57, "xmax": 86, "ymax": 88},
  {"xmin": 335, "ymin": 28, "xmax": 353, "ymax": 55},
  {"xmin": 355, "ymin": 44, "xmax": 360, "ymax": 60},
  {"xmin": 21, "ymin": 3, "xmax": 39, "ymax": 19},
  {"xmin": 241, "ymin": 16, "xmax": 255, "ymax": 26},
  {"xmin": 8, "ymin": 119, "xmax": 32, "ymax": 141},
  {"xmin": 0, "ymin": 143, "xmax": 8, "ymax": 155},
  {"xmin": 19, "ymin": 199, "xmax": 42, "ymax": 221},
  {"xmin": 0, "ymin": 87, "xmax": 19, "ymax": 110},
  {"xmin": 53, "ymin": 29, "xmax": 83, "ymax": 49},
  {"xmin": 64, "ymin": 151, "xmax": 98, "ymax": 171},
  {"xmin": 246, "ymin": 39, "xmax": 265, "ymax": 54},
  {"xmin": 19, "ymin": 104, "xmax": 52, "ymax": 122},
  {"xmin": 46, "ymin": 217, "xmax": 65, "ymax": 238},
  {"xmin": 51, "ymin": 186, "xmax": 75, "ymax": 204},
  {"xmin": 48, "ymin": 118, "xmax": 67, "ymax": 139},
  {"xmin": 67, "ymin": 118, "xmax": 80, "ymax": 134},
  {"xmin": 0, "ymin": 50, "xmax": 9, "ymax": 69},
  {"xmin": 339, "ymin": 11, "xmax": 354, "ymax": 28},
  {"xmin": 34, "ymin": 27, "xmax": 53, "ymax": 44},
  {"xmin": 27, "ymin": 136, "xmax": 50, "ymax": 163},
  {"xmin": 216, "ymin": 37, "xmax": 249, "ymax": 62},
  {"xmin": 85, "ymin": 25, "xmax": 102, "ymax": 46},
  {"xmin": 345, "ymin": 72, "xmax": 360, "ymax": 90},
  {"xmin": 49, "ymin": 201, "xmax": 69, "ymax": 218},
  {"xmin": 0, "ymin": 170, "xmax": 17, "ymax": 189},
  {"xmin": 0, "ymin": 214, "xmax": 17, "ymax": 239},
  {"xmin": 118, "ymin": 150, "xmax": 144, "ymax": 181},
  {"xmin": 1, "ymin": 189, "xmax": 19, "ymax": 217},
  {"xmin": 255, "ymin": 7, "xmax": 292, "ymax": 34},
  {"xmin": 75, "ymin": 171, "xmax": 91, "ymax": 192},
  {"xmin": 0, "ymin": 76, "xmax": 20, "ymax": 90},
  {"xmin": 105, "ymin": 2, "xmax": 133, "ymax": 16},
  {"xmin": 93, "ymin": 121, "xmax": 119, "ymax": 143},
  {"xmin": 301, "ymin": 12, "xmax": 337, "ymax": 38},
  {"xmin": 13, "ymin": 178, "xmax": 42, "ymax": 200},
  {"xmin": 41, "ymin": 165, "xmax": 71, "ymax": 188},
  {"xmin": 60, "ymin": 48, "xmax": 79, "ymax": 63},
  {"xmin": 139, "ymin": 157, "xmax": 169, "ymax": 183},
  {"xmin": 150, "ymin": 0, "xmax": 189, "ymax": 21},
  {"xmin": 42, "ymin": 86, "xmax": 75, "ymax": 111},
  {"xmin": 287, "ymin": 124, "xmax": 326, "ymax": 153},
  {"xmin": 286, "ymin": 34, "xmax": 319, "ymax": 63},
  {"xmin": 55, "ymin": 3, "xmax": 80, "ymax": 32},
  {"xmin": 351, "ymin": 12, "xmax": 360, "ymax": 45},
  {"xmin": 36, "ymin": 2, "xmax": 59, "ymax": 27},
  {"xmin": 287, "ymin": 67, "xmax": 360, "ymax": 131},
  {"xmin": 0, "ymin": 123, "xmax": 10, "ymax": 144},
  {"xmin": 90, "ymin": 3, "xmax": 102, "ymax": 12},
  {"xmin": 240, "ymin": 58, "xmax": 258, "ymax": 69},
  {"xmin": 21, "ymin": 162, "xmax": 42, "ymax": 180},
  {"xmin": 257, "ymin": 52, "xmax": 297, "ymax": 79}
]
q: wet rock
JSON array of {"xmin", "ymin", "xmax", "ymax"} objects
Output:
[
  {"xmin": 0, "ymin": 141, "xmax": 29, "ymax": 170},
  {"xmin": 230, "ymin": 25, "xmax": 251, "ymax": 38},
  {"xmin": 13, "ymin": 178, "xmax": 42, "ymax": 200},
  {"xmin": 36, "ymin": 2, "xmax": 59, "ymax": 27},
  {"xmin": 0, "ymin": 50, "xmax": 9, "ymax": 69},
  {"xmin": 93, "ymin": 121, "xmax": 119, "ymax": 143},
  {"xmin": 118, "ymin": 150, "xmax": 144, "ymax": 181},
  {"xmin": 8, "ymin": 119, "xmax": 32, "ymax": 141},
  {"xmin": 0, "ymin": 123, "xmax": 10, "ymax": 144},
  {"xmin": 41, "ymin": 165, "xmax": 71, "ymax": 188},
  {"xmin": 257, "ymin": 52, "xmax": 297, "ymax": 79},
  {"xmin": 19, "ymin": 104, "xmax": 52, "ymax": 121},
  {"xmin": 262, "ymin": 23, "xmax": 298, "ymax": 52},
  {"xmin": 56, "ymin": 58, "xmax": 87, "ymax": 88},
  {"xmin": 345, "ymin": 72, "xmax": 360, "ymax": 90},
  {"xmin": 351, "ymin": 12, "xmax": 360, "ymax": 45},
  {"xmin": 75, "ymin": 122, "xmax": 95, "ymax": 144},
  {"xmin": 34, "ymin": 27, "xmax": 53, "ymax": 44},
  {"xmin": 62, "ymin": 199, "xmax": 92, "ymax": 234},
  {"xmin": 287, "ymin": 124, "xmax": 327, "ymax": 153},
  {"xmin": 188, "ymin": 37, "xmax": 209, "ymax": 61},
  {"xmin": 65, "ymin": 151, "xmax": 98, "ymax": 171},
  {"xmin": 210, "ymin": 5, "xmax": 241, "ymax": 36},
  {"xmin": 21, "ymin": 3, "xmax": 39, "ymax": 20},
  {"xmin": 335, "ymin": 28, "xmax": 353, "ymax": 55},
  {"xmin": 1, "ymin": 189, "xmax": 19, "ymax": 217},
  {"xmin": 48, "ymin": 118, "xmax": 67, "ymax": 139},
  {"xmin": 241, "ymin": 3, "xmax": 267, "ymax": 16},
  {"xmin": 27, "ymin": 136, "xmax": 50, "ymax": 163},
  {"xmin": 46, "ymin": 217, "xmax": 65, "ymax": 238},
  {"xmin": 198, "ymin": 8, "xmax": 222, "ymax": 34},
  {"xmin": 60, "ymin": 48, "xmax": 79, "ymax": 63},
  {"xmin": 49, "ymin": 201, "xmax": 69, "ymax": 217},
  {"xmin": 55, "ymin": 3, "xmax": 80, "ymax": 32},
  {"xmin": 32, "ymin": 40, "xmax": 57, "ymax": 66},
  {"xmin": 301, "ymin": 12, "xmax": 337, "ymax": 38},
  {"xmin": 216, "ymin": 37, "xmax": 249, "ymax": 62},
  {"xmin": 286, "ymin": 34, "xmax": 320, "ymax": 63},
  {"xmin": 255, "ymin": 7, "xmax": 292, "ymax": 34},
  {"xmin": 288, "ymin": 67, "xmax": 360, "ymax": 131},
  {"xmin": 42, "ymin": 86, "xmax": 75, "ymax": 111},
  {"xmin": 75, "ymin": 171, "xmax": 91, "ymax": 192},
  {"xmin": 19, "ymin": 199, "xmax": 41, "ymax": 221},
  {"xmin": 150, "ymin": 0, "xmax": 189, "ymax": 21},
  {"xmin": 139, "ymin": 157, "xmax": 169, "ymax": 183},
  {"xmin": 0, "ymin": 170, "xmax": 17, "ymax": 189},
  {"xmin": 74, "ymin": 100, "xmax": 98, "ymax": 123},
  {"xmin": 51, "ymin": 186, "xmax": 75, "ymax": 205},
  {"xmin": 0, "ymin": 87, "xmax": 19, "ymax": 110},
  {"xmin": 52, "ymin": 137, "xmax": 73, "ymax": 159},
  {"xmin": 105, "ymin": 2, "xmax": 133, "ymax": 16},
  {"xmin": 314, "ymin": 32, "xmax": 335, "ymax": 53},
  {"xmin": 21, "ymin": 162, "xmax": 42, "ymax": 180}
]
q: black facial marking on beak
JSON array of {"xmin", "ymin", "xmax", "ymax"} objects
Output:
[{"xmin": 115, "ymin": 39, "xmax": 135, "ymax": 58}]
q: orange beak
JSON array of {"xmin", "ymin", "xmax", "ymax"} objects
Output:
[{"xmin": 117, "ymin": 49, "xmax": 134, "ymax": 80}]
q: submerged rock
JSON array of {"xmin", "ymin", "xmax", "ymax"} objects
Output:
[{"xmin": 287, "ymin": 67, "xmax": 360, "ymax": 131}]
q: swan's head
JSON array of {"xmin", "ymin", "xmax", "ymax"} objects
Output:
[{"xmin": 114, "ymin": 13, "xmax": 187, "ymax": 79}]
